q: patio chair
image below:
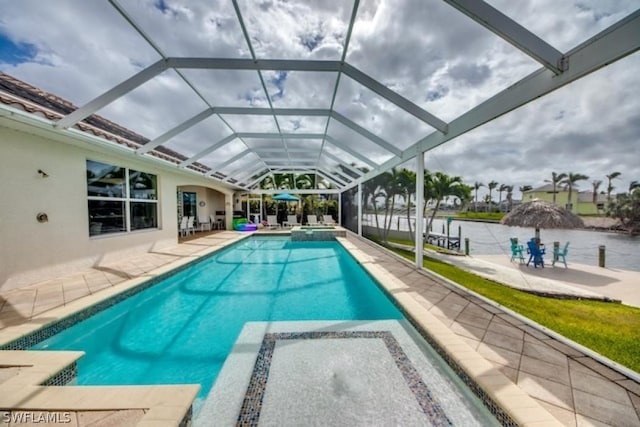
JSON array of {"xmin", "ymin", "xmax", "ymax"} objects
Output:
[
  {"xmin": 322, "ymin": 215, "xmax": 337, "ymax": 226},
  {"xmin": 198, "ymin": 215, "xmax": 211, "ymax": 232},
  {"xmin": 526, "ymin": 239, "xmax": 545, "ymax": 268},
  {"xmin": 306, "ymin": 215, "xmax": 320, "ymax": 226},
  {"xmin": 552, "ymin": 242, "xmax": 570, "ymax": 268},
  {"xmin": 283, "ymin": 215, "xmax": 300, "ymax": 227},
  {"xmin": 509, "ymin": 238, "xmax": 525, "ymax": 264},
  {"xmin": 266, "ymin": 215, "xmax": 280, "ymax": 229},
  {"xmin": 186, "ymin": 216, "xmax": 195, "ymax": 235}
]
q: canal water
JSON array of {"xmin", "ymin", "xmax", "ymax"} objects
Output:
[{"xmin": 362, "ymin": 214, "xmax": 640, "ymax": 272}]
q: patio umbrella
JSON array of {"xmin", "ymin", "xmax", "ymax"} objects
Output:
[
  {"xmin": 501, "ymin": 200, "xmax": 584, "ymax": 242},
  {"xmin": 272, "ymin": 193, "xmax": 300, "ymax": 222}
]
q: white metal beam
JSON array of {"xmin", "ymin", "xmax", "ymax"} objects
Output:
[
  {"xmin": 56, "ymin": 59, "xmax": 168, "ymax": 129},
  {"xmin": 137, "ymin": 108, "xmax": 214, "ymax": 154},
  {"xmin": 324, "ymin": 135, "xmax": 378, "ymax": 168},
  {"xmin": 444, "ymin": 0, "xmax": 566, "ymax": 73},
  {"xmin": 214, "ymin": 107, "xmax": 330, "ymax": 116},
  {"xmin": 330, "ymin": 112, "xmax": 401, "ymax": 156},
  {"xmin": 342, "ymin": 63, "xmax": 448, "ymax": 133},
  {"xmin": 223, "ymin": 160, "xmax": 263, "ymax": 182},
  {"xmin": 355, "ymin": 9, "xmax": 640, "ymax": 185},
  {"xmin": 320, "ymin": 152, "xmax": 364, "ymax": 177},
  {"xmin": 252, "ymin": 189, "xmax": 342, "ymax": 195},
  {"xmin": 317, "ymin": 170, "xmax": 347, "ymax": 187},
  {"xmin": 167, "ymin": 57, "xmax": 341, "ymax": 72},
  {"xmin": 210, "ymin": 149, "xmax": 252, "ymax": 173},
  {"xmin": 246, "ymin": 171, "xmax": 272, "ymax": 189},
  {"xmin": 237, "ymin": 132, "xmax": 325, "ymax": 139},
  {"xmin": 179, "ymin": 133, "xmax": 237, "ymax": 167}
]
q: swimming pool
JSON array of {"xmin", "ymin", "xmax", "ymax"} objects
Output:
[{"xmin": 31, "ymin": 237, "xmax": 402, "ymax": 398}]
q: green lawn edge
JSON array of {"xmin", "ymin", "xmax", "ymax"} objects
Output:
[{"xmin": 373, "ymin": 239, "xmax": 640, "ymax": 373}]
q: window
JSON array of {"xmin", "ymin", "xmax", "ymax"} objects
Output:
[{"xmin": 87, "ymin": 160, "xmax": 158, "ymax": 236}]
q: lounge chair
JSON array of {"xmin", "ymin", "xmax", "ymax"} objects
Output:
[
  {"xmin": 283, "ymin": 215, "xmax": 300, "ymax": 227},
  {"xmin": 322, "ymin": 215, "xmax": 337, "ymax": 226},
  {"xmin": 266, "ymin": 215, "xmax": 280, "ymax": 229},
  {"xmin": 526, "ymin": 239, "xmax": 545, "ymax": 268},
  {"xmin": 509, "ymin": 238, "xmax": 525, "ymax": 264},
  {"xmin": 552, "ymin": 242, "xmax": 570, "ymax": 267},
  {"xmin": 306, "ymin": 215, "xmax": 320, "ymax": 226}
]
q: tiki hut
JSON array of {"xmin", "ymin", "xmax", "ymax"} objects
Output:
[{"xmin": 501, "ymin": 200, "xmax": 584, "ymax": 229}]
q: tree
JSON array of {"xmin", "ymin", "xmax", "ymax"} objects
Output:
[
  {"xmin": 606, "ymin": 171, "xmax": 621, "ymax": 203},
  {"xmin": 519, "ymin": 185, "xmax": 532, "ymax": 202},
  {"xmin": 546, "ymin": 172, "xmax": 567, "ymax": 205},
  {"xmin": 380, "ymin": 168, "xmax": 403, "ymax": 242},
  {"xmin": 505, "ymin": 185, "xmax": 514, "ymax": 212},
  {"xmin": 591, "ymin": 180, "xmax": 602, "ymax": 204},
  {"xmin": 397, "ymin": 168, "xmax": 416, "ymax": 242},
  {"xmin": 473, "ymin": 182, "xmax": 484, "ymax": 212},
  {"xmin": 607, "ymin": 188, "xmax": 640, "ymax": 235},
  {"xmin": 561, "ymin": 172, "xmax": 589, "ymax": 213},
  {"xmin": 498, "ymin": 183, "xmax": 509, "ymax": 210},
  {"xmin": 426, "ymin": 172, "xmax": 464, "ymax": 233},
  {"xmin": 629, "ymin": 180, "xmax": 639, "ymax": 192},
  {"xmin": 487, "ymin": 181, "xmax": 498, "ymax": 211}
]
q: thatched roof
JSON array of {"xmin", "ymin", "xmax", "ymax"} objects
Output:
[{"xmin": 501, "ymin": 200, "xmax": 584, "ymax": 229}]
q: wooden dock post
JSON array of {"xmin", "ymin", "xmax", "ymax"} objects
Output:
[
  {"xmin": 465, "ymin": 238, "xmax": 469, "ymax": 255},
  {"xmin": 599, "ymin": 245, "xmax": 606, "ymax": 268}
]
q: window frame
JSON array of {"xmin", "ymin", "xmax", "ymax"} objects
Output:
[{"xmin": 87, "ymin": 160, "xmax": 159, "ymax": 237}]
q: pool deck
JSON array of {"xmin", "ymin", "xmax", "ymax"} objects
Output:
[{"xmin": 0, "ymin": 229, "xmax": 639, "ymax": 426}]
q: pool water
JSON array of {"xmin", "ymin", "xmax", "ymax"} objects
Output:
[{"xmin": 32, "ymin": 237, "xmax": 402, "ymax": 399}]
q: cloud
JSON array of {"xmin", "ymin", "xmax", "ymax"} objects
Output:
[{"xmin": 0, "ymin": 0, "xmax": 637, "ymax": 194}]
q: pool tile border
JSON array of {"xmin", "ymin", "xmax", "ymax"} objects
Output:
[
  {"xmin": 237, "ymin": 331, "xmax": 453, "ymax": 427},
  {"xmin": 41, "ymin": 362, "xmax": 78, "ymax": 387}
]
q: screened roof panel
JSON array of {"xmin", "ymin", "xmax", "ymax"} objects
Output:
[
  {"xmin": 119, "ymin": 0, "xmax": 250, "ymax": 58},
  {"xmin": 98, "ymin": 69, "xmax": 208, "ymax": 139},
  {"xmin": 485, "ymin": 0, "xmax": 639, "ymax": 52},
  {"xmin": 218, "ymin": 114, "xmax": 279, "ymax": 133},
  {"xmin": 180, "ymin": 69, "xmax": 268, "ymax": 107},
  {"xmin": 264, "ymin": 71, "xmax": 338, "ymax": 108},
  {"xmin": 236, "ymin": 0, "xmax": 354, "ymax": 60},
  {"xmin": 0, "ymin": 1, "xmax": 636, "ymax": 191},
  {"xmin": 333, "ymin": 74, "xmax": 435, "ymax": 150},
  {"xmin": 277, "ymin": 115, "xmax": 329, "ymax": 133},
  {"xmin": 346, "ymin": 0, "xmax": 541, "ymax": 122},
  {"xmin": 161, "ymin": 116, "xmax": 234, "ymax": 158}
]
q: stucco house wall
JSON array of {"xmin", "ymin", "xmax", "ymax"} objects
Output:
[{"xmin": 0, "ymin": 124, "xmax": 234, "ymax": 291}]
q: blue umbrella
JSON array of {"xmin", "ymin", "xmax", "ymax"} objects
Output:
[{"xmin": 273, "ymin": 193, "xmax": 299, "ymax": 201}]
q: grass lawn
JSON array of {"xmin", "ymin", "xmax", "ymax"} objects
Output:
[
  {"xmin": 456, "ymin": 211, "xmax": 505, "ymax": 221},
  {"xmin": 372, "ymin": 237, "xmax": 640, "ymax": 373}
]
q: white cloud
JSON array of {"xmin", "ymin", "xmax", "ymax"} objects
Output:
[{"xmin": 0, "ymin": 0, "xmax": 637, "ymax": 193}]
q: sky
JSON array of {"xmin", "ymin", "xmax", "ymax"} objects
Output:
[{"xmin": 0, "ymin": 0, "xmax": 638, "ymax": 200}]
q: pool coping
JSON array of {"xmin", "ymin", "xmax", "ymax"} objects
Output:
[
  {"xmin": 335, "ymin": 237, "xmax": 561, "ymax": 427},
  {"xmin": 0, "ymin": 231, "xmax": 560, "ymax": 426}
]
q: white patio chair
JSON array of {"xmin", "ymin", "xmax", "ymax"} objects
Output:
[
  {"xmin": 198, "ymin": 215, "xmax": 211, "ymax": 232},
  {"xmin": 186, "ymin": 216, "xmax": 195, "ymax": 235},
  {"xmin": 306, "ymin": 215, "xmax": 320, "ymax": 226},
  {"xmin": 266, "ymin": 215, "xmax": 280, "ymax": 229},
  {"xmin": 321, "ymin": 215, "xmax": 336, "ymax": 226},
  {"xmin": 283, "ymin": 215, "xmax": 300, "ymax": 227},
  {"xmin": 179, "ymin": 217, "xmax": 188, "ymax": 236}
]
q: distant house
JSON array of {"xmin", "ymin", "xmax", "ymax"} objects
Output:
[{"xmin": 523, "ymin": 184, "xmax": 608, "ymax": 215}]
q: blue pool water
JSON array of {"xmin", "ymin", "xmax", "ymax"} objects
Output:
[{"xmin": 32, "ymin": 237, "xmax": 402, "ymax": 399}]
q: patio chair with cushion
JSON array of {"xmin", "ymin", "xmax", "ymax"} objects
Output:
[
  {"xmin": 283, "ymin": 215, "xmax": 300, "ymax": 227},
  {"xmin": 552, "ymin": 242, "xmax": 570, "ymax": 267},
  {"xmin": 306, "ymin": 215, "xmax": 320, "ymax": 226},
  {"xmin": 321, "ymin": 215, "xmax": 337, "ymax": 226},
  {"xmin": 266, "ymin": 215, "xmax": 280, "ymax": 229}
]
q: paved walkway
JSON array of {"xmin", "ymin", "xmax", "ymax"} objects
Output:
[
  {"xmin": 0, "ymin": 230, "xmax": 639, "ymax": 426},
  {"xmin": 429, "ymin": 250, "xmax": 640, "ymax": 308}
]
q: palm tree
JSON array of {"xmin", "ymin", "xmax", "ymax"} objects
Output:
[
  {"xmin": 630, "ymin": 181, "xmax": 640, "ymax": 193},
  {"xmin": 473, "ymin": 182, "xmax": 484, "ymax": 212},
  {"xmin": 397, "ymin": 168, "xmax": 417, "ymax": 242},
  {"xmin": 505, "ymin": 185, "xmax": 514, "ymax": 212},
  {"xmin": 519, "ymin": 185, "xmax": 532, "ymax": 202},
  {"xmin": 591, "ymin": 180, "xmax": 602, "ymax": 204},
  {"xmin": 545, "ymin": 172, "xmax": 567, "ymax": 205},
  {"xmin": 498, "ymin": 183, "xmax": 509, "ymax": 211},
  {"xmin": 487, "ymin": 181, "xmax": 498, "ymax": 212},
  {"xmin": 561, "ymin": 172, "xmax": 589, "ymax": 213},
  {"xmin": 427, "ymin": 172, "xmax": 464, "ymax": 233},
  {"xmin": 606, "ymin": 172, "xmax": 621, "ymax": 202}
]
